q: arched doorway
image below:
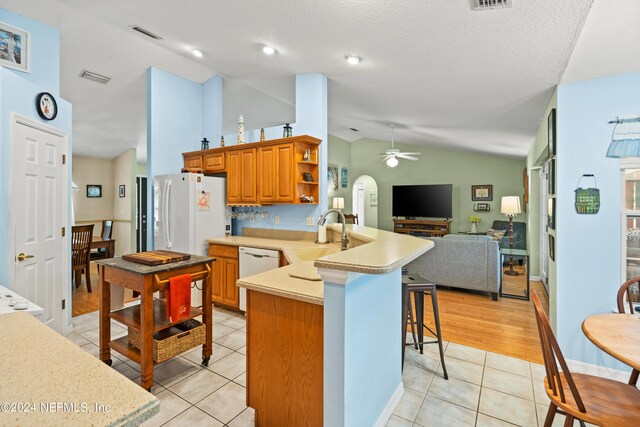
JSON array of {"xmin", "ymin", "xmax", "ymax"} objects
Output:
[{"xmin": 352, "ymin": 175, "xmax": 378, "ymax": 228}]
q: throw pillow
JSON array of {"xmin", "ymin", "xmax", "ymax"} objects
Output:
[{"xmin": 487, "ymin": 228, "xmax": 506, "ymax": 241}]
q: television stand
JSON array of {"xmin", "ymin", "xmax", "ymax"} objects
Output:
[{"xmin": 393, "ymin": 218, "xmax": 451, "ymax": 237}]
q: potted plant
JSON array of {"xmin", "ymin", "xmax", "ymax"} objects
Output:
[{"xmin": 468, "ymin": 216, "xmax": 481, "ymax": 233}]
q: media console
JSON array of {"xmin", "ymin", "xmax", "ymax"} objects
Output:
[{"xmin": 393, "ymin": 218, "xmax": 451, "ymax": 237}]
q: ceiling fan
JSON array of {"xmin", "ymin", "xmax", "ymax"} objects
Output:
[{"xmin": 371, "ymin": 124, "xmax": 421, "ymax": 167}]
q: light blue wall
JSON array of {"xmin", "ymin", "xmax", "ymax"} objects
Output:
[
  {"xmin": 324, "ymin": 270, "xmax": 402, "ymax": 426},
  {"xmin": 556, "ymin": 71, "xmax": 640, "ymax": 369},
  {"xmin": 0, "ymin": 8, "xmax": 60, "ymax": 93},
  {"xmin": 202, "ymin": 75, "xmax": 223, "ymax": 146},
  {"xmin": 0, "ymin": 10, "xmax": 71, "ymax": 291}
]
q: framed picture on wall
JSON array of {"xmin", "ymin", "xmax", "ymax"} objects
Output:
[
  {"xmin": 471, "ymin": 185, "xmax": 493, "ymax": 201},
  {"xmin": 87, "ymin": 185, "xmax": 102, "ymax": 198},
  {"xmin": 548, "ymin": 159, "xmax": 556, "ymax": 195},
  {"xmin": 341, "ymin": 168, "xmax": 348, "ymax": 188},
  {"xmin": 549, "ymin": 234, "xmax": 555, "ymax": 261},
  {"xmin": 327, "ymin": 165, "xmax": 338, "ymax": 192},
  {"xmin": 548, "ymin": 108, "xmax": 556, "ymax": 157},
  {"xmin": 0, "ymin": 22, "xmax": 30, "ymax": 73},
  {"xmin": 119, "ymin": 185, "xmax": 125, "ymax": 198},
  {"xmin": 547, "ymin": 197, "xmax": 556, "ymax": 230},
  {"xmin": 474, "ymin": 203, "xmax": 490, "ymax": 212}
]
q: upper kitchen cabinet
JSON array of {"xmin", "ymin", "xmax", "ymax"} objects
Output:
[{"xmin": 182, "ymin": 135, "xmax": 321, "ymax": 206}]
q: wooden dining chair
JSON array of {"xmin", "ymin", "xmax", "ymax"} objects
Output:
[
  {"xmin": 532, "ymin": 291, "xmax": 640, "ymax": 427},
  {"xmin": 72, "ymin": 224, "xmax": 94, "ymax": 292},
  {"xmin": 90, "ymin": 220, "xmax": 113, "ymax": 274},
  {"xmin": 343, "ymin": 214, "xmax": 358, "ymax": 225},
  {"xmin": 616, "ymin": 276, "xmax": 640, "ymax": 385}
]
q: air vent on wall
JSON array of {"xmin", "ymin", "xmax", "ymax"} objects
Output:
[
  {"xmin": 130, "ymin": 25, "xmax": 163, "ymax": 40},
  {"xmin": 79, "ymin": 70, "xmax": 111, "ymax": 84},
  {"xmin": 472, "ymin": 0, "xmax": 512, "ymax": 10}
]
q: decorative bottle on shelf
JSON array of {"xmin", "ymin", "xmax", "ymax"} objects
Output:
[
  {"xmin": 260, "ymin": 128, "xmax": 265, "ymax": 142},
  {"xmin": 201, "ymin": 138, "xmax": 209, "ymax": 150},
  {"xmin": 283, "ymin": 123, "xmax": 292, "ymax": 138},
  {"xmin": 220, "ymin": 135, "xmax": 225, "ymax": 147},
  {"xmin": 237, "ymin": 115, "xmax": 245, "ymax": 144}
]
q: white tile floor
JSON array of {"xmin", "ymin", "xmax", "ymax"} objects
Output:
[{"xmin": 69, "ymin": 305, "xmax": 595, "ymax": 427}]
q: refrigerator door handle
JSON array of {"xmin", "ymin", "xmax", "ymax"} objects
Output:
[{"xmin": 165, "ymin": 180, "xmax": 172, "ymax": 248}]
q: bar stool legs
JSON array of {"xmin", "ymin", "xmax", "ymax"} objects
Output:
[{"xmin": 402, "ymin": 275, "xmax": 448, "ymax": 380}]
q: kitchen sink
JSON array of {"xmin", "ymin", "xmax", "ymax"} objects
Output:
[{"xmin": 292, "ymin": 247, "xmax": 338, "ymax": 261}]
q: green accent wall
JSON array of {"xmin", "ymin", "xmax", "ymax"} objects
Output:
[
  {"xmin": 328, "ymin": 134, "xmax": 353, "ymax": 211},
  {"xmin": 337, "ymin": 137, "xmax": 526, "ymax": 233}
]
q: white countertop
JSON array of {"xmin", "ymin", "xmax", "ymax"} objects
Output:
[{"xmin": 0, "ymin": 284, "xmax": 44, "ymax": 317}]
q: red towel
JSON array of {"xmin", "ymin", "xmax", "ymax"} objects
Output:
[{"xmin": 166, "ymin": 274, "xmax": 191, "ymax": 323}]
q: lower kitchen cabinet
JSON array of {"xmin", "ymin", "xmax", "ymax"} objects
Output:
[{"xmin": 209, "ymin": 244, "xmax": 240, "ymax": 309}]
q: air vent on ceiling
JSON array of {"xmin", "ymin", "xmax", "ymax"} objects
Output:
[
  {"xmin": 80, "ymin": 70, "xmax": 111, "ymax": 84},
  {"xmin": 130, "ymin": 25, "xmax": 163, "ymax": 40},
  {"xmin": 349, "ymin": 128, "xmax": 359, "ymax": 132},
  {"xmin": 471, "ymin": 0, "xmax": 512, "ymax": 10}
]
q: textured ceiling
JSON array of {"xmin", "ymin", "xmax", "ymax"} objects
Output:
[{"xmin": 0, "ymin": 0, "xmax": 598, "ymax": 161}]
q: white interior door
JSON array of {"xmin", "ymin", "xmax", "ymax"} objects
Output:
[
  {"xmin": 540, "ymin": 164, "xmax": 549, "ymax": 292},
  {"xmin": 353, "ymin": 183, "xmax": 365, "ymax": 225},
  {"xmin": 11, "ymin": 114, "xmax": 69, "ymax": 333}
]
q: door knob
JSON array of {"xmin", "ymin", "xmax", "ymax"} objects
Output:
[{"xmin": 17, "ymin": 253, "xmax": 34, "ymax": 262}]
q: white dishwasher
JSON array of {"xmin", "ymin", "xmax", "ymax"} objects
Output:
[{"xmin": 239, "ymin": 246, "xmax": 280, "ymax": 311}]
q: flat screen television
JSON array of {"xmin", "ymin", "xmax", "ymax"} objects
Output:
[{"xmin": 392, "ymin": 184, "xmax": 452, "ymax": 218}]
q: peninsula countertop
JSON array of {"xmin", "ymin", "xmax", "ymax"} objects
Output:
[
  {"xmin": 208, "ymin": 225, "xmax": 433, "ymax": 305},
  {"xmin": 0, "ymin": 312, "xmax": 159, "ymax": 426}
]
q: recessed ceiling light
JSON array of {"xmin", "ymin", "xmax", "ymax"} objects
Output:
[
  {"xmin": 192, "ymin": 49, "xmax": 203, "ymax": 58},
  {"xmin": 262, "ymin": 45, "xmax": 276, "ymax": 55},
  {"xmin": 345, "ymin": 54, "xmax": 362, "ymax": 65}
]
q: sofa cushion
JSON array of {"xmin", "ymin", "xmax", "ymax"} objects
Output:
[
  {"xmin": 486, "ymin": 228, "xmax": 506, "ymax": 241},
  {"xmin": 491, "ymin": 220, "xmax": 526, "ymax": 251}
]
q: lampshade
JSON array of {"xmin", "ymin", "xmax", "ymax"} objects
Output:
[
  {"xmin": 501, "ymin": 196, "xmax": 521, "ymax": 217},
  {"xmin": 386, "ymin": 156, "xmax": 399, "ymax": 168},
  {"xmin": 332, "ymin": 197, "xmax": 345, "ymax": 210},
  {"xmin": 606, "ymin": 115, "xmax": 640, "ymax": 158}
]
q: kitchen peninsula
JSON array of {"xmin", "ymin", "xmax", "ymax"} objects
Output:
[{"xmin": 209, "ymin": 225, "xmax": 433, "ymax": 427}]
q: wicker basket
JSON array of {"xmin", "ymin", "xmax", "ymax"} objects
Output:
[{"xmin": 128, "ymin": 319, "xmax": 205, "ymax": 363}]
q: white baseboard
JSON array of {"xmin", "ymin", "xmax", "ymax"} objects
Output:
[
  {"xmin": 530, "ymin": 275, "xmax": 541, "ymax": 282},
  {"xmin": 373, "ymin": 382, "xmax": 404, "ymax": 427},
  {"xmin": 566, "ymin": 358, "xmax": 632, "ymax": 384}
]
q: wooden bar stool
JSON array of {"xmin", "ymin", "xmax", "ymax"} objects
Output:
[{"xmin": 402, "ymin": 273, "xmax": 448, "ymax": 379}]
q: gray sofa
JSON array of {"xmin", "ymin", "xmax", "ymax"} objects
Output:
[{"xmin": 406, "ymin": 234, "xmax": 501, "ymax": 300}]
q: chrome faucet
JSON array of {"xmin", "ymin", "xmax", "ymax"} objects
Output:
[{"xmin": 318, "ymin": 209, "xmax": 349, "ymax": 251}]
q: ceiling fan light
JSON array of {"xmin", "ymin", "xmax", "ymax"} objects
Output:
[
  {"xmin": 386, "ymin": 157, "xmax": 399, "ymax": 168},
  {"xmin": 262, "ymin": 45, "xmax": 276, "ymax": 55}
]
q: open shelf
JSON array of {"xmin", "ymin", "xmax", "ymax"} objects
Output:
[
  {"xmin": 298, "ymin": 181, "xmax": 318, "ymax": 185},
  {"xmin": 110, "ymin": 336, "xmax": 158, "ymax": 366},
  {"xmin": 108, "ymin": 299, "xmax": 203, "ymax": 333}
]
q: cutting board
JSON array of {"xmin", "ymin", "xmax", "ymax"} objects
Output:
[{"xmin": 122, "ymin": 250, "xmax": 191, "ymax": 266}]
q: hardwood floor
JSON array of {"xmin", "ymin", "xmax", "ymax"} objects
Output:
[
  {"xmin": 415, "ymin": 264, "xmax": 548, "ymax": 364},
  {"xmin": 72, "ymin": 262, "xmax": 137, "ymax": 317}
]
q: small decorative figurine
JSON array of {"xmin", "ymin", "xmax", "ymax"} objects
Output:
[
  {"xmin": 283, "ymin": 123, "xmax": 292, "ymax": 138},
  {"xmin": 237, "ymin": 114, "xmax": 245, "ymax": 144},
  {"xmin": 260, "ymin": 128, "xmax": 265, "ymax": 142},
  {"xmin": 220, "ymin": 135, "xmax": 225, "ymax": 147},
  {"xmin": 201, "ymin": 137, "xmax": 209, "ymax": 150}
]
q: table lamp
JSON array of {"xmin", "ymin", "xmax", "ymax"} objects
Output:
[
  {"xmin": 332, "ymin": 197, "xmax": 345, "ymax": 211},
  {"xmin": 501, "ymin": 196, "xmax": 521, "ymax": 276}
]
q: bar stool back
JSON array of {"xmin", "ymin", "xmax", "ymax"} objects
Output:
[{"xmin": 402, "ymin": 273, "xmax": 448, "ymax": 380}]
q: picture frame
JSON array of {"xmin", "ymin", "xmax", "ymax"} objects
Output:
[
  {"xmin": 471, "ymin": 185, "xmax": 493, "ymax": 201},
  {"xmin": 303, "ymin": 172, "xmax": 314, "ymax": 182},
  {"xmin": 370, "ymin": 191, "xmax": 378, "ymax": 206},
  {"xmin": 0, "ymin": 22, "xmax": 30, "ymax": 73},
  {"xmin": 549, "ymin": 234, "xmax": 555, "ymax": 261},
  {"xmin": 548, "ymin": 159, "xmax": 556, "ymax": 196},
  {"xmin": 87, "ymin": 185, "xmax": 102, "ymax": 198},
  {"xmin": 523, "ymin": 167, "xmax": 529, "ymax": 212},
  {"xmin": 548, "ymin": 197, "xmax": 556, "ymax": 230},
  {"xmin": 341, "ymin": 168, "xmax": 348, "ymax": 188},
  {"xmin": 474, "ymin": 203, "xmax": 491, "ymax": 212},
  {"xmin": 327, "ymin": 165, "xmax": 338, "ymax": 192},
  {"xmin": 548, "ymin": 108, "xmax": 556, "ymax": 158},
  {"xmin": 119, "ymin": 185, "xmax": 125, "ymax": 198}
]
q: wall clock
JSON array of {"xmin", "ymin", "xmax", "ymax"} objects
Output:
[{"xmin": 36, "ymin": 92, "xmax": 58, "ymax": 121}]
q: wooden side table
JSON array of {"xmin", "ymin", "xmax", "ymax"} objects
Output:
[
  {"xmin": 499, "ymin": 248, "xmax": 529, "ymax": 300},
  {"xmin": 97, "ymin": 255, "xmax": 214, "ymax": 391}
]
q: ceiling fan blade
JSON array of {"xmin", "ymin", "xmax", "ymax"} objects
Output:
[
  {"xmin": 398, "ymin": 152, "xmax": 421, "ymax": 156},
  {"xmin": 397, "ymin": 154, "xmax": 419, "ymax": 161},
  {"xmin": 365, "ymin": 154, "xmax": 388, "ymax": 159}
]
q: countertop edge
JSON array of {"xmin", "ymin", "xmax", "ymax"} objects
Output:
[{"xmin": 237, "ymin": 279, "xmax": 324, "ymax": 306}]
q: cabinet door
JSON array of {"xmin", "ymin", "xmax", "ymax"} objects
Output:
[
  {"xmin": 226, "ymin": 151, "xmax": 242, "ymax": 203},
  {"xmin": 257, "ymin": 146, "xmax": 276, "ymax": 203},
  {"xmin": 275, "ymin": 143, "xmax": 295, "ymax": 203},
  {"xmin": 183, "ymin": 153, "xmax": 202, "ymax": 171},
  {"xmin": 241, "ymin": 148, "xmax": 257, "ymax": 203},
  {"xmin": 212, "ymin": 257, "xmax": 224, "ymax": 303},
  {"xmin": 204, "ymin": 152, "xmax": 225, "ymax": 172},
  {"xmin": 222, "ymin": 258, "xmax": 239, "ymax": 308}
]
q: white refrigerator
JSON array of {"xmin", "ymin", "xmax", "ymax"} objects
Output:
[{"xmin": 153, "ymin": 173, "xmax": 227, "ymax": 307}]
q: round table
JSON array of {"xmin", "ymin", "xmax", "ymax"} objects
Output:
[{"xmin": 582, "ymin": 313, "xmax": 640, "ymax": 371}]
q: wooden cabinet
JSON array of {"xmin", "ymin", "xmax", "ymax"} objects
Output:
[
  {"xmin": 182, "ymin": 135, "xmax": 321, "ymax": 206},
  {"xmin": 393, "ymin": 218, "xmax": 451, "ymax": 237},
  {"xmin": 209, "ymin": 244, "xmax": 240, "ymax": 309}
]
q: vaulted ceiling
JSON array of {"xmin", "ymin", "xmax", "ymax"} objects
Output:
[{"xmin": 1, "ymin": 0, "xmax": 600, "ymax": 161}]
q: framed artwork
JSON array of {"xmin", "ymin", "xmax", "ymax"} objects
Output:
[
  {"xmin": 471, "ymin": 185, "xmax": 493, "ymax": 201},
  {"xmin": 369, "ymin": 191, "xmax": 378, "ymax": 206},
  {"xmin": 87, "ymin": 185, "xmax": 102, "ymax": 198},
  {"xmin": 341, "ymin": 168, "xmax": 348, "ymax": 188},
  {"xmin": 548, "ymin": 197, "xmax": 556, "ymax": 230},
  {"xmin": 474, "ymin": 203, "xmax": 490, "ymax": 212},
  {"xmin": 119, "ymin": 185, "xmax": 125, "ymax": 198},
  {"xmin": 548, "ymin": 108, "xmax": 556, "ymax": 158},
  {"xmin": 549, "ymin": 234, "xmax": 555, "ymax": 261},
  {"xmin": 523, "ymin": 167, "xmax": 529, "ymax": 212},
  {"xmin": 327, "ymin": 165, "xmax": 338, "ymax": 192},
  {"xmin": 0, "ymin": 22, "xmax": 30, "ymax": 73},
  {"xmin": 548, "ymin": 159, "xmax": 556, "ymax": 196}
]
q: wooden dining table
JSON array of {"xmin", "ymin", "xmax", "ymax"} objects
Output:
[
  {"xmin": 91, "ymin": 235, "xmax": 115, "ymax": 258},
  {"xmin": 582, "ymin": 313, "xmax": 640, "ymax": 372}
]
